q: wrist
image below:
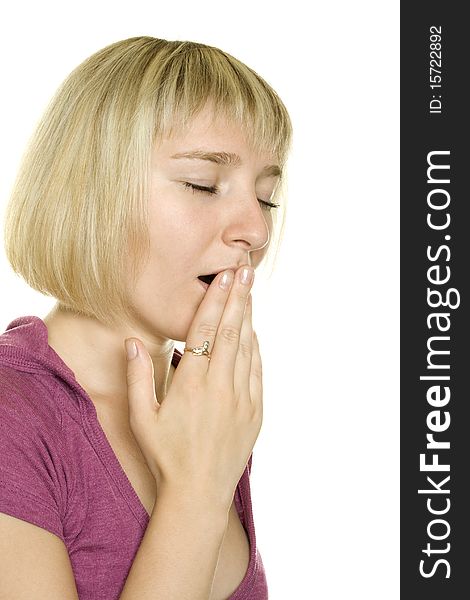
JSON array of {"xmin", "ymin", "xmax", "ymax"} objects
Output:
[{"xmin": 156, "ymin": 483, "xmax": 232, "ymax": 521}]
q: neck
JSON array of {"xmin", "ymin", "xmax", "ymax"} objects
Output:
[{"xmin": 43, "ymin": 304, "xmax": 175, "ymax": 408}]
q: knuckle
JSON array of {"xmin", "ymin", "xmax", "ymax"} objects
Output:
[
  {"xmin": 219, "ymin": 325, "xmax": 240, "ymax": 344},
  {"xmin": 126, "ymin": 370, "xmax": 146, "ymax": 388},
  {"xmin": 197, "ymin": 322, "xmax": 218, "ymax": 338},
  {"xmin": 233, "ymin": 288, "xmax": 249, "ymax": 302},
  {"xmin": 238, "ymin": 341, "xmax": 252, "ymax": 358},
  {"xmin": 126, "ymin": 358, "xmax": 153, "ymax": 385}
]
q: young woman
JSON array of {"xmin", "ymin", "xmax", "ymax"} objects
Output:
[{"xmin": 0, "ymin": 36, "xmax": 292, "ymax": 599}]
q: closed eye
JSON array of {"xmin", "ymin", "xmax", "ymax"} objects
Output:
[{"xmin": 182, "ymin": 181, "xmax": 280, "ymax": 211}]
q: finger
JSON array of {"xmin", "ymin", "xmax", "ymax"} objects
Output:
[
  {"xmin": 249, "ymin": 331, "xmax": 263, "ymax": 409},
  {"xmin": 234, "ymin": 293, "xmax": 253, "ymax": 399},
  {"xmin": 180, "ymin": 269, "xmax": 235, "ymax": 376},
  {"xmin": 208, "ymin": 265, "xmax": 254, "ymax": 381},
  {"xmin": 125, "ymin": 338, "xmax": 160, "ymax": 429}
]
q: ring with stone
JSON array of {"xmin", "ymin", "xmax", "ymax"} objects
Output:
[{"xmin": 183, "ymin": 340, "xmax": 211, "ymax": 361}]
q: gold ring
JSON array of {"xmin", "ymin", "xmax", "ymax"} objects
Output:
[{"xmin": 184, "ymin": 340, "xmax": 211, "ymax": 361}]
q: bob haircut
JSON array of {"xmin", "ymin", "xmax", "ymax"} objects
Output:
[{"xmin": 4, "ymin": 36, "xmax": 293, "ymax": 328}]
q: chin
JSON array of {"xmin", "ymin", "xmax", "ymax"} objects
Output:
[
  {"xmin": 177, "ymin": 308, "xmax": 200, "ymax": 341},
  {"xmin": 159, "ymin": 308, "xmax": 196, "ymax": 343},
  {"xmin": 127, "ymin": 288, "xmax": 202, "ymax": 342}
]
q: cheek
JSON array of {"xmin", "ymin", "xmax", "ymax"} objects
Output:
[
  {"xmin": 146, "ymin": 198, "xmax": 196, "ymax": 259},
  {"xmin": 145, "ymin": 203, "xmax": 216, "ymax": 281}
]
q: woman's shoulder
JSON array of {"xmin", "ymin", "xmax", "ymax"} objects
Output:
[
  {"xmin": 0, "ymin": 363, "xmax": 69, "ymax": 545},
  {"xmin": 0, "ymin": 315, "xmax": 79, "ymax": 427},
  {"xmin": 0, "ymin": 359, "xmax": 62, "ymax": 436}
]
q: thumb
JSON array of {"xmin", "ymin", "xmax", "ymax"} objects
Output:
[{"xmin": 124, "ymin": 338, "xmax": 161, "ymax": 425}]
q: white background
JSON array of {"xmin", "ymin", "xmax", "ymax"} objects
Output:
[{"xmin": 0, "ymin": 2, "xmax": 399, "ymax": 598}]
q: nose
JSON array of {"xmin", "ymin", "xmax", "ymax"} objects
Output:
[{"xmin": 222, "ymin": 191, "xmax": 271, "ymax": 253}]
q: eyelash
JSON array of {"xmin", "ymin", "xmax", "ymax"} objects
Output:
[{"xmin": 182, "ymin": 181, "xmax": 280, "ymax": 211}]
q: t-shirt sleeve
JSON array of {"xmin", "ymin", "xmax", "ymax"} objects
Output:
[{"xmin": 0, "ymin": 371, "xmax": 66, "ymax": 543}]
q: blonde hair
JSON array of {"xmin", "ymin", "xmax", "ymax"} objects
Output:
[{"xmin": 3, "ymin": 36, "xmax": 293, "ymax": 327}]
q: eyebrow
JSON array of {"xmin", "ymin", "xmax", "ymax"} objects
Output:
[{"xmin": 170, "ymin": 150, "xmax": 282, "ymax": 178}]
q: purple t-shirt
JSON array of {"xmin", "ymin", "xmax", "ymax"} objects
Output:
[{"xmin": 0, "ymin": 316, "xmax": 268, "ymax": 599}]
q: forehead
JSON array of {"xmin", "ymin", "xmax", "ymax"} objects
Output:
[{"xmin": 155, "ymin": 103, "xmax": 279, "ymax": 166}]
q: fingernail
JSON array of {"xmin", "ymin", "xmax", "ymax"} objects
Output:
[
  {"xmin": 219, "ymin": 270, "xmax": 234, "ymax": 290},
  {"xmin": 241, "ymin": 267, "xmax": 254, "ymax": 285},
  {"xmin": 125, "ymin": 340, "xmax": 138, "ymax": 360}
]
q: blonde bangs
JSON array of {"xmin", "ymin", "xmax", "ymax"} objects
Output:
[
  {"xmin": 3, "ymin": 37, "xmax": 292, "ymax": 327},
  {"xmin": 145, "ymin": 42, "xmax": 292, "ymax": 166}
]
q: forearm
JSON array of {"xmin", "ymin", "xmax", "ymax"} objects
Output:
[{"xmin": 119, "ymin": 491, "xmax": 230, "ymax": 600}]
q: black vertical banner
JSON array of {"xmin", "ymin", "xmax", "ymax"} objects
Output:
[{"xmin": 401, "ymin": 4, "xmax": 469, "ymax": 599}]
